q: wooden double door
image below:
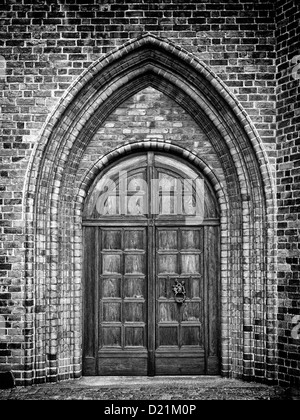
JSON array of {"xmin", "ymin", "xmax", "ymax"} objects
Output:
[
  {"xmin": 83, "ymin": 151, "xmax": 220, "ymax": 376},
  {"xmin": 83, "ymin": 223, "xmax": 220, "ymax": 376}
]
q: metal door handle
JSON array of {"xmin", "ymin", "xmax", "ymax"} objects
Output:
[{"xmin": 172, "ymin": 279, "xmax": 186, "ymax": 304}]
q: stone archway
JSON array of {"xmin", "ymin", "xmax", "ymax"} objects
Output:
[{"xmin": 23, "ymin": 33, "xmax": 277, "ymax": 384}]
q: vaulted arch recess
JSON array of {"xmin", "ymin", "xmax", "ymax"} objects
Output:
[{"xmin": 24, "ymin": 34, "xmax": 277, "ymax": 384}]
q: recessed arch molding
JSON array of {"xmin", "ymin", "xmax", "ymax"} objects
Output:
[{"xmin": 23, "ymin": 33, "xmax": 277, "ymax": 385}]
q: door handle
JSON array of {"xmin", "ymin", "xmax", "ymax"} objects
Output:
[{"xmin": 172, "ymin": 279, "xmax": 186, "ymax": 304}]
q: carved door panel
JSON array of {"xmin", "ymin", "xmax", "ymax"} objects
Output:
[
  {"xmin": 155, "ymin": 227, "xmax": 205, "ymax": 374},
  {"xmin": 83, "ymin": 226, "xmax": 148, "ymax": 375},
  {"xmin": 98, "ymin": 227, "xmax": 148, "ymax": 375}
]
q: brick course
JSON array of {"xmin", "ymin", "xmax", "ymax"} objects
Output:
[
  {"xmin": 276, "ymin": 0, "xmax": 300, "ymax": 388},
  {"xmin": 0, "ymin": 0, "xmax": 298, "ymax": 388}
]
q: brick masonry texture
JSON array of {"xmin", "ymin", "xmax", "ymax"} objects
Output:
[
  {"xmin": 77, "ymin": 86, "xmax": 225, "ymax": 180},
  {"xmin": 0, "ymin": 0, "xmax": 298, "ymax": 388},
  {"xmin": 275, "ymin": 0, "xmax": 300, "ymax": 388}
]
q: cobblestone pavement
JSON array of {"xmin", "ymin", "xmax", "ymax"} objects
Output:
[{"xmin": 0, "ymin": 376, "xmax": 291, "ymax": 400}]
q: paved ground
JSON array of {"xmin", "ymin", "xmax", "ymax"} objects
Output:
[{"xmin": 0, "ymin": 376, "xmax": 293, "ymax": 400}]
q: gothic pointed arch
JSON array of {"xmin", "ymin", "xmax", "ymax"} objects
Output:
[{"xmin": 23, "ymin": 33, "xmax": 277, "ymax": 384}]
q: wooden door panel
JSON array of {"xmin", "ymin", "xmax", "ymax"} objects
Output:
[
  {"xmin": 98, "ymin": 353, "xmax": 148, "ymax": 376},
  {"xmin": 101, "ymin": 327, "xmax": 121, "ymax": 347},
  {"xmin": 102, "ymin": 302, "xmax": 121, "ymax": 322},
  {"xmin": 102, "ymin": 230, "xmax": 122, "ymax": 249},
  {"xmin": 155, "ymin": 227, "xmax": 205, "ymax": 374},
  {"xmin": 181, "ymin": 326, "xmax": 203, "ymax": 346},
  {"xmin": 158, "ymin": 277, "xmax": 175, "ymax": 299},
  {"xmin": 97, "ymin": 227, "xmax": 148, "ymax": 375},
  {"xmin": 124, "ymin": 254, "xmax": 145, "ymax": 274},
  {"xmin": 158, "ymin": 326, "xmax": 178, "ymax": 346},
  {"xmin": 158, "ymin": 254, "xmax": 178, "ymax": 274},
  {"xmin": 83, "ymin": 227, "xmax": 97, "ymax": 374},
  {"xmin": 181, "ymin": 326, "xmax": 202, "ymax": 346},
  {"xmin": 124, "ymin": 229, "xmax": 145, "ymax": 249},
  {"xmin": 102, "ymin": 277, "xmax": 121, "ymax": 298},
  {"xmin": 125, "ymin": 326, "xmax": 145, "ymax": 347},
  {"xmin": 181, "ymin": 229, "xmax": 201, "ymax": 249},
  {"xmin": 158, "ymin": 229, "xmax": 178, "ymax": 249},
  {"xmin": 102, "ymin": 254, "xmax": 121, "ymax": 274},
  {"xmin": 205, "ymin": 225, "xmax": 220, "ymax": 374},
  {"xmin": 123, "ymin": 302, "xmax": 145, "ymax": 322},
  {"xmin": 181, "ymin": 254, "xmax": 201, "ymax": 274},
  {"xmin": 182, "ymin": 302, "xmax": 201, "ymax": 322},
  {"xmin": 155, "ymin": 352, "xmax": 205, "ymax": 375},
  {"xmin": 183, "ymin": 277, "xmax": 201, "ymax": 298},
  {"xmin": 124, "ymin": 277, "xmax": 145, "ymax": 298},
  {"xmin": 158, "ymin": 302, "xmax": 178, "ymax": 322}
]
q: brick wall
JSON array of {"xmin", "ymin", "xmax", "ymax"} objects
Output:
[
  {"xmin": 0, "ymin": 0, "xmax": 277, "ymax": 156},
  {"xmin": 0, "ymin": 0, "xmax": 297, "ymax": 387},
  {"xmin": 77, "ymin": 86, "xmax": 224, "ymax": 183},
  {"xmin": 276, "ymin": 0, "xmax": 300, "ymax": 388}
]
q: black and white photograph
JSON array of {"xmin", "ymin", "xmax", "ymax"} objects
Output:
[{"xmin": 0, "ymin": 0, "xmax": 299, "ymax": 405}]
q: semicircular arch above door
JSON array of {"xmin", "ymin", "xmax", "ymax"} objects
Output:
[{"xmin": 83, "ymin": 152, "xmax": 220, "ymax": 223}]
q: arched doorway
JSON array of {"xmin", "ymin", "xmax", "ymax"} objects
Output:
[
  {"xmin": 22, "ymin": 34, "xmax": 277, "ymax": 385},
  {"xmin": 82, "ymin": 151, "xmax": 220, "ymax": 376}
]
